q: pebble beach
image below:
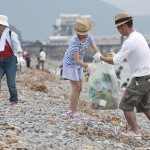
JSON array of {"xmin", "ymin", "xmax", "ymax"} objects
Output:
[{"xmin": 0, "ymin": 60, "xmax": 150, "ymax": 150}]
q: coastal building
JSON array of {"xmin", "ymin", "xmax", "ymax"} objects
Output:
[
  {"xmin": 22, "ymin": 14, "xmax": 150, "ymax": 61},
  {"xmin": 48, "ymin": 13, "xmax": 150, "ymax": 53},
  {"xmin": 53, "ymin": 13, "xmax": 93, "ymax": 36}
]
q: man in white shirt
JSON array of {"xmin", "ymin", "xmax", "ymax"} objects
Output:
[
  {"xmin": 38, "ymin": 49, "xmax": 46, "ymax": 71},
  {"xmin": 93, "ymin": 12, "xmax": 150, "ymax": 140}
]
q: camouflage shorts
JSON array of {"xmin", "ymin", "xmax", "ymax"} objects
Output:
[{"xmin": 119, "ymin": 75, "xmax": 150, "ymax": 113}]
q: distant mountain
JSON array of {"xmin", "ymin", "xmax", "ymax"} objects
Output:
[
  {"xmin": 1, "ymin": 0, "xmax": 150, "ymax": 41},
  {"xmin": 134, "ymin": 15, "xmax": 150, "ymax": 35},
  {"xmin": 47, "ymin": 0, "xmax": 123, "ymax": 37}
]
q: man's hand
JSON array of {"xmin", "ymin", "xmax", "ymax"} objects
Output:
[
  {"xmin": 106, "ymin": 52, "xmax": 116, "ymax": 58},
  {"xmin": 93, "ymin": 52, "xmax": 101, "ymax": 62}
]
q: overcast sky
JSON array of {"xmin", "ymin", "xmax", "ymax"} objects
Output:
[
  {"xmin": 101, "ymin": 0, "xmax": 150, "ymax": 16},
  {"xmin": 1, "ymin": 0, "xmax": 150, "ymax": 41}
]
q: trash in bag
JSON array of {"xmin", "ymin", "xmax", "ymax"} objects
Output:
[{"xmin": 88, "ymin": 61, "xmax": 121, "ymax": 110}]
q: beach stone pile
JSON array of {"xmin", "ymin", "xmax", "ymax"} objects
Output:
[{"xmin": 0, "ymin": 68, "xmax": 149, "ymax": 150}]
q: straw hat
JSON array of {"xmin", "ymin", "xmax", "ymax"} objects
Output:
[
  {"xmin": 73, "ymin": 17, "xmax": 93, "ymax": 35},
  {"xmin": 0, "ymin": 15, "xmax": 9, "ymax": 27},
  {"xmin": 113, "ymin": 12, "xmax": 132, "ymax": 27}
]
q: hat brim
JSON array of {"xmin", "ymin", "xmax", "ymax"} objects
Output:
[
  {"xmin": 0, "ymin": 21, "xmax": 9, "ymax": 27},
  {"xmin": 73, "ymin": 23, "xmax": 93, "ymax": 35},
  {"xmin": 113, "ymin": 18, "xmax": 132, "ymax": 28}
]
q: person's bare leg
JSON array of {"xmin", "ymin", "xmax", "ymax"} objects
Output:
[
  {"xmin": 69, "ymin": 80, "xmax": 82, "ymax": 113},
  {"xmin": 124, "ymin": 111, "xmax": 141, "ymax": 134},
  {"xmin": 78, "ymin": 80, "xmax": 83, "ymax": 103},
  {"xmin": 144, "ymin": 111, "xmax": 150, "ymax": 120}
]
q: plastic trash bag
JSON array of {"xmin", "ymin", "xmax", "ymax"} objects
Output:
[{"xmin": 88, "ymin": 62, "xmax": 121, "ymax": 110}]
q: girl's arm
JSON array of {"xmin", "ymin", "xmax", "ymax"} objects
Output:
[
  {"xmin": 91, "ymin": 43, "xmax": 100, "ymax": 53},
  {"xmin": 74, "ymin": 51, "xmax": 88, "ymax": 68}
]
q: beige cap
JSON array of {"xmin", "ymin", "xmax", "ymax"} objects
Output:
[
  {"xmin": 113, "ymin": 12, "xmax": 132, "ymax": 27},
  {"xmin": 73, "ymin": 17, "xmax": 93, "ymax": 35}
]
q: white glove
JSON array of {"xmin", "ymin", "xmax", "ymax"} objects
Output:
[
  {"xmin": 87, "ymin": 64, "xmax": 92, "ymax": 69},
  {"xmin": 93, "ymin": 52, "xmax": 101, "ymax": 62},
  {"xmin": 87, "ymin": 64, "xmax": 93, "ymax": 71},
  {"xmin": 87, "ymin": 64, "xmax": 96, "ymax": 70},
  {"xmin": 87, "ymin": 64, "xmax": 94, "ymax": 71},
  {"xmin": 18, "ymin": 57, "xmax": 25, "ymax": 65}
]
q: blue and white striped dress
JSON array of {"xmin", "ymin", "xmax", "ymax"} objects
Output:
[{"xmin": 62, "ymin": 34, "xmax": 95, "ymax": 81}]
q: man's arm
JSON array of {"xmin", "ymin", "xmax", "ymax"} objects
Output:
[
  {"xmin": 93, "ymin": 53, "xmax": 115, "ymax": 65},
  {"xmin": 100, "ymin": 55, "xmax": 114, "ymax": 65}
]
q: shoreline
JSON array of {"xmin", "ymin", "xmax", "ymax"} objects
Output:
[{"xmin": 0, "ymin": 68, "xmax": 149, "ymax": 149}]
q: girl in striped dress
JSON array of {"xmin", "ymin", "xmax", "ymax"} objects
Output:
[{"xmin": 62, "ymin": 17, "xmax": 101, "ymax": 120}]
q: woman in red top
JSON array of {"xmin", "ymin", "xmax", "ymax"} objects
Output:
[{"xmin": 0, "ymin": 15, "xmax": 24, "ymax": 106}]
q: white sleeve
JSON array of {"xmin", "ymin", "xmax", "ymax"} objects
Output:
[{"xmin": 113, "ymin": 40, "xmax": 133, "ymax": 65}]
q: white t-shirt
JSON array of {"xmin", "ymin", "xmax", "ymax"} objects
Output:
[
  {"xmin": 113, "ymin": 31, "xmax": 150, "ymax": 77},
  {"xmin": 40, "ymin": 51, "xmax": 46, "ymax": 61}
]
